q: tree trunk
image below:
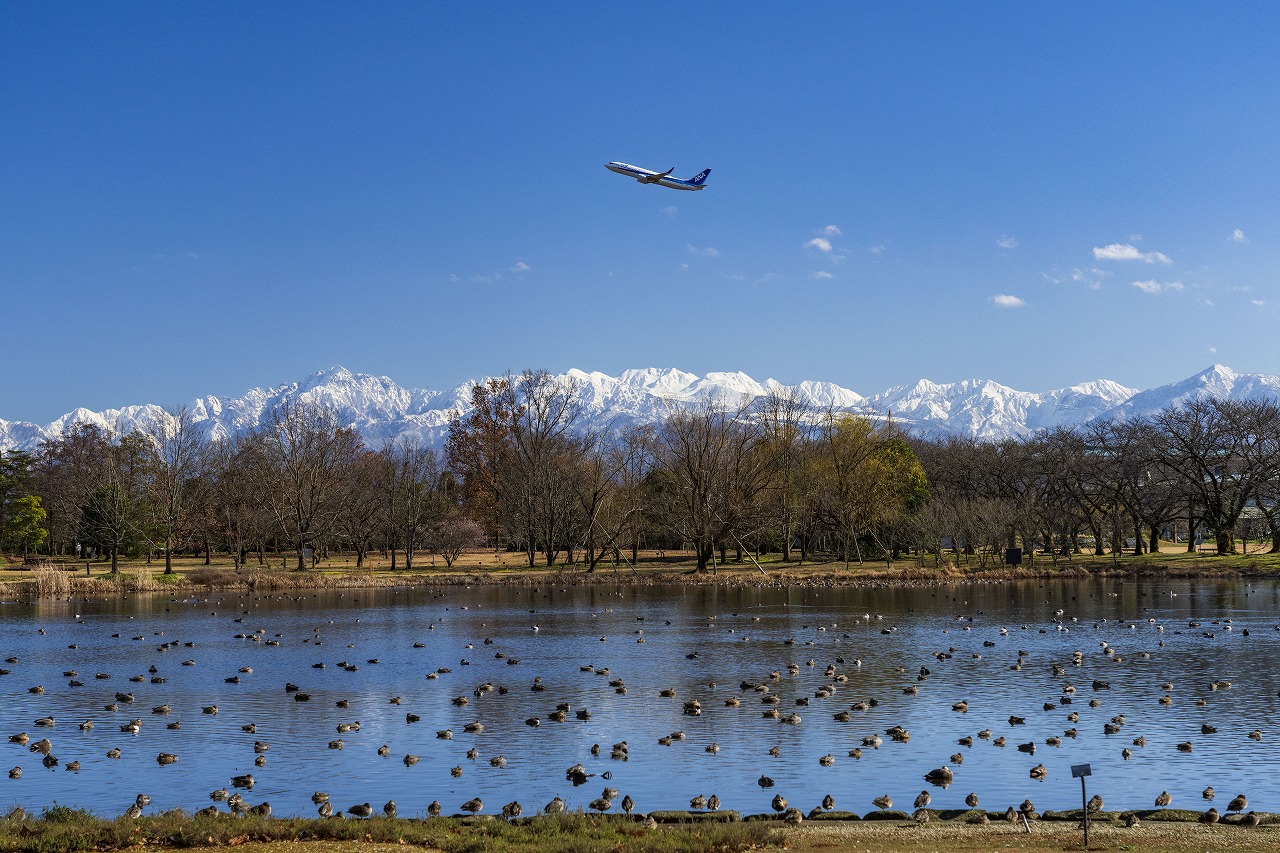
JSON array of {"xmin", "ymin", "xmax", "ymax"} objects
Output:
[
  {"xmin": 1090, "ymin": 520, "xmax": 1106, "ymax": 556},
  {"xmin": 694, "ymin": 541, "xmax": 711, "ymax": 572},
  {"xmin": 1149, "ymin": 525, "xmax": 1160, "ymax": 554},
  {"xmin": 1216, "ymin": 528, "xmax": 1234, "ymax": 556}
]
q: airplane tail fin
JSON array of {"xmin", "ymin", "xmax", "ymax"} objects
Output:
[{"xmin": 690, "ymin": 168, "xmax": 711, "ymax": 185}]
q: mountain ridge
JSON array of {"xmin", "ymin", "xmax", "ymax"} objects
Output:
[{"xmin": 2, "ymin": 364, "xmax": 1276, "ymax": 453}]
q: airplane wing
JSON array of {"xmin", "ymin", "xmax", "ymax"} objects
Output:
[{"xmin": 640, "ymin": 167, "xmax": 675, "ymax": 184}]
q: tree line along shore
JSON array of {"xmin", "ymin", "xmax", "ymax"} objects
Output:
[{"xmin": 4, "ymin": 369, "xmax": 1280, "ymax": 581}]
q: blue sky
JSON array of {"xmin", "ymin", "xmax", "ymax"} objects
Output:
[{"xmin": 4, "ymin": 2, "xmax": 1279, "ymax": 422}]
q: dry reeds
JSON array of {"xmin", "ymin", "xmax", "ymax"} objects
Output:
[{"xmin": 30, "ymin": 566, "xmax": 71, "ymax": 598}]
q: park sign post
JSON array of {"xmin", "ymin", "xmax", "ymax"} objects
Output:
[{"xmin": 1072, "ymin": 763, "xmax": 1092, "ymax": 847}]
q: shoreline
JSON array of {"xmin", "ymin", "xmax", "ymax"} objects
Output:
[
  {"xmin": 0, "ymin": 806, "xmax": 1276, "ymax": 853},
  {"xmin": 2, "ymin": 555, "xmax": 1275, "ymax": 598}
]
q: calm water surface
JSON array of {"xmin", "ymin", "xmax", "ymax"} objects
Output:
[{"xmin": 1, "ymin": 578, "xmax": 1278, "ymax": 818}]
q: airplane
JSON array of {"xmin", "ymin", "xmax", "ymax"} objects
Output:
[{"xmin": 605, "ymin": 161, "xmax": 710, "ymax": 191}]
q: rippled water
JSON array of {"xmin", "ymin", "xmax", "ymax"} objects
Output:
[{"xmin": 1, "ymin": 577, "xmax": 1278, "ymax": 819}]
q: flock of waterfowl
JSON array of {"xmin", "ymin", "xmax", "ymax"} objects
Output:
[{"xmin": 0, "ymin": 581, "xmax": 1276, "ymax": 824}]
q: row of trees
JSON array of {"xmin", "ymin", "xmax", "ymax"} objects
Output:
[
  {"xmin": 913, "ymin": 397, "xmax": 1280, "ymax": 562},
  {"xmin": 0, "ymin": 404, "xmax": 475, "ymax": 574},
  {"xmin": 445, "ymin": 371, "xmax": 928, "ymax": 571},
  {"xmin": 2, "ymin": 372, "xmax": 1278, "ymax": 571}
]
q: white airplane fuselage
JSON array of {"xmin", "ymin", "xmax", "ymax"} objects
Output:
[{"xmin": 605, "ymin": 162, "xmax": 710, "ymax": 191}]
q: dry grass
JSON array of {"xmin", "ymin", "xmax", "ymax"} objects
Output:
[
  {"xmin": 29, "ymin": 565, "xmax": 71, "ymax": 597},
  {"xmin": 784, "ymin": 818, "xmax": 1280, "ymax": 853}
]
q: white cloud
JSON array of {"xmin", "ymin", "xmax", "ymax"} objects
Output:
[
  {"xmin": 661, "ymin": 205, "xmax": 678, "ymax": 219},
  {"xmin": 806, "ymin": 237, "xmax": 833, "ymax": 253},
  {"xmin": 869, "ymin": 244, "xmax": 885, "ymax": 255},
  {"xmin": 1209, "ymin": 345, "xmax": 1217, "ymax": 353},
  {"xmin": 1231, "ymin": 228, "xmax": 1247, "ymax": 243},
  {"xmin": 992, "ymin": 294, "xmax": 1026, "ymax": 308},
  {"xmin": 996, "ymin": 235, "xmax": 1018, "ymax": 250},
  {"xmin": 1132, "ymin": 279, "xmax": 1184, "ymax": 294},
  {"xmin": 1093, "ymin": 243, "xmax": 1172, "ymax": 264},
  {"xmin": 821, "ymin": 225, "xmax": 842, "ymax": 237},
  {"xmin": 1070, "ymin": 268, "xmax": 1107, "ymax": 290},
  {"xmin": 511, "ymin": 261, "xmax": 530, "ymax": 273},
  {"xmin": 812, "ymin": 270, "xmax": 834, "ymax": 280},
  {"xmin": 687, "ymin": 244, "xmax": 719, "ymax": 258},
  {"xmin": 1252, "ymin": 299, "xmax": 1265, "ymax": 306}
]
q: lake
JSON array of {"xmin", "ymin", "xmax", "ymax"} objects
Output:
[{"xmin": 1, "ymin": 577, "xmax": 1277, "ymax": 818}]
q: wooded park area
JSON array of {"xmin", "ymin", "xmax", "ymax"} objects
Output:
[{"xmin": 3, "ymin": 370, "xmax": 1279, "ymax": 575}]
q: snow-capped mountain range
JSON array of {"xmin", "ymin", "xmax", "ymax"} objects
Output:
[{"xmin": 2, "ymin": 365, "xmax": 1278, "ymax": 453}]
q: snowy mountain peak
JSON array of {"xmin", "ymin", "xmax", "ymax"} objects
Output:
[
  {"xmin": 1110, "ymin": 365, "xmax": 1280, "ymax": 421},
  {"xmin": 615, "ymin": 367, "xmax": 703, "ymax": 398},
  {"xmin": 1, "ymin": 365, "xmax": 1276, "ymax": 454}
]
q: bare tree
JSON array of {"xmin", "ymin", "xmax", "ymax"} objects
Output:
[
  {"xmin": 756, "ymin": 390, "xmax": 812, "ymax": 562},
  {"xmin": 649, "ymin": 397, "xmax": 773, "ymax": 572},
  {"xmin": 385, "ymin": 437, "xmax": 442, "ymax": 570},
  {"xmin": 336, "ymin": 450, "xmax": 389, "ymax": 568},
  {"xmin": 425, "ymin": 513, "xmax": 484, "ymax": 567},
  {"xmin": 32, "ymin": 423, "xmax": 113, "ymax": 557},
  {"xmin": 1150, "ymin": 398, "xmax": 1280, "ymax": 555},
  {"xmin": 245, "ymin": 401, "xmax": 363, "ymax": 570},
  {"xmin": 203, "ymin": 436, "xmax": 270, "ymax": 567},
  {"xmin": 576, "ymin": 426, "xmax": 653, "ymax": 571},
  {"xmin": 145, "ymin": 407, "xmax": 208, "ymax": 574},
  {"xmin": 445, "ymin": 370, "xmax": 584, "ymax": 566}
]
